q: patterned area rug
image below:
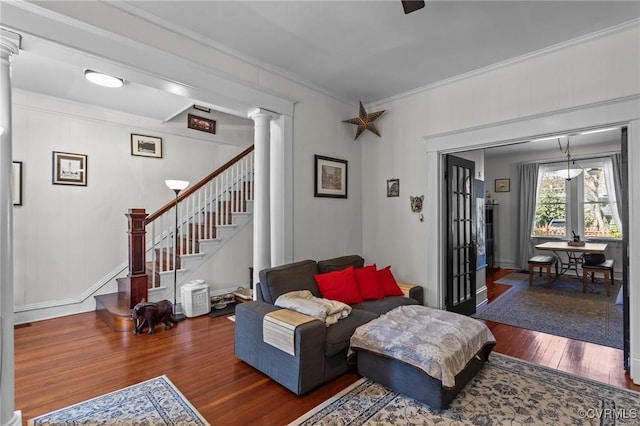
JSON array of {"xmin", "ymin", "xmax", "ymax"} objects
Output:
[
  {"xmin": 473, "ymin": 272, "xmax": 623, "ymax": 349},
  {"xmin": 289, "ymin": 353, "xmax": 640, "ymax": 425},
  {"xmin": 28, "ymin": 376, "xmax": 209, "ymax": 425}
]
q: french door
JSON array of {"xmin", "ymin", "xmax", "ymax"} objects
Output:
[
  {"xmin": 445, "ymin": 155, "xmax": 477, "ymax": 315},
  {"xmin": 621, "ymin": 127, "xmax": 630, "ymax": 370}
]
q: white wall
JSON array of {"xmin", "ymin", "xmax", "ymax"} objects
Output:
[
  {"xmin": 362, "ymin": 24, "xmax": 639, "ymax": 306},
  {"xmin": 192, "ymin": 220, "xmax": 254, "ymax": 295},
  {"xmin": 12, "ymin": 91, "xmax": 251, "ymax": 313}
]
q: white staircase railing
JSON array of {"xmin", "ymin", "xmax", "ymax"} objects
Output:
[{"xmin": 143, "ymin": 146, "xmax": 254, "ymax": 289}]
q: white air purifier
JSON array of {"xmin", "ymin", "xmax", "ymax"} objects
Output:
[{"xmin": 181, "ymin": 280, "xmax": 210, "ymax": 318}]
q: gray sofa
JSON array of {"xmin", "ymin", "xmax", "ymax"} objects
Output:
[{"xmin": 234, "ymin": 255, "xmax": 424, "ymax": 395}]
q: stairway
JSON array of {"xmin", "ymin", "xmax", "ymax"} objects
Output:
[{"xmin": 96, "ymin": 147, "xmax": 255, "ymax": 331}]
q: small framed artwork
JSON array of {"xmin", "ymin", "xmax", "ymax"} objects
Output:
[
  {"xmin": 314, "ymin": 155, "xmax": 347, "ymax": 198},
  {"xmin": 188, "ymin": 114, "xmax": 216, "ymax": 134},
  {"xmin": 495, "ymin": 178, "xmax": 510, "ymax": 193},
  {"xmin": 52, "ymin": 151, "xmax": 87, "ymax": 186},
  {"xmin": 387, "ymin": 178, "xmax": 399, "ymax": 197},
  {"xmin": 193, "ymin": 104, "xmax": 211, "ymax": 113},
  {"xmin": 12, "ymin": 161, "xmax": 22, "ymax": 206},
  {"xmin": 131, "ymin": 134, "xmax": 163, "ymax": 158}
]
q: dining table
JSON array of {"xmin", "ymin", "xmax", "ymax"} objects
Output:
[{"xmin": 535, "ymin": 241, "xmax": 608, "ymax": 277}]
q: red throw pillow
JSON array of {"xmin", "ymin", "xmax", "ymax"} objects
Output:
[
  {"xmin": 354, "ymin": 264, "xmax": 385, "ymax": 300},
  {"xmin": 377, "ymin": 266, "xmax": 404, "ymax": 296},
  {"xmin": 314, "ymin": 266, "xmax": 363, "ymax": 304}
]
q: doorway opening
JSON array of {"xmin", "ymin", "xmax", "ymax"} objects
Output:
[{"xmin": 444, "ymin": 125, "xmax": 629, "ymax": 369}]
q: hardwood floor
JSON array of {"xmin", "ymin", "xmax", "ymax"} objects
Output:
[
  {"xmin": 14, "ymin": 272, "xmax": 639, "ymax": 425},
  {"xmin": 483, "ymin": 268, "xmax": 637, "ymax": 391}
]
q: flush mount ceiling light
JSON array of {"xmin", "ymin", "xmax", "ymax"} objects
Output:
[{"xmin": 83, "ymin": 69, "xmax": 124, "ymax": 88}]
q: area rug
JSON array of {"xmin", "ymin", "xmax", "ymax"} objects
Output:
[
  {"xmin": 473, "ymin": 272, "xmax": 623, "ymax": 349},
  {"xmin": 28, "ymin": 375, "xmax": 209, "ymax": 425},
  {"xmin": 289, "ymin": 353, "xmax": 640, "ymax": 425}
]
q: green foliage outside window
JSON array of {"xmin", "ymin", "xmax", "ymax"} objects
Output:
[
  {"xmin": 532, "ymin": 164, "xmax": 621, "ymax": 239},
  {"xmin": 533, "ymin": 174, "xmax": 566, "ymax": 236}
]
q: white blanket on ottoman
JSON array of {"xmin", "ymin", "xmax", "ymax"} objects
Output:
[{"xmin": 350, "ymin": 305, "xmax": 495, "ymax": 388}]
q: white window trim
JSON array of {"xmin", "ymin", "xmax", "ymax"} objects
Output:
[{"xmin": 535, "ymin": 157, "xmax": 621, "ymax": 241}]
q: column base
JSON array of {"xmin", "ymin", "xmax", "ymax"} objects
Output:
[{"xmin": 3, "ymin": 410, "xmax": 22, "ymax": 426}]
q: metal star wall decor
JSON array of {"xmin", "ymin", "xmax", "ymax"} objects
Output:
[{"xmin": 343, "ymin": 101, "xmax": 386, "ymax": 140}]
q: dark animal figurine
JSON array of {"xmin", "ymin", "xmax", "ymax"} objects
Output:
[{"xmin": 132, "ymin": 299, "xmax": 177, "ymax": 335}]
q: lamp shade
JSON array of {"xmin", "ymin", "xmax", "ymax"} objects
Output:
[
  {"xmin": 165, "ymin": 180, "xmax": 189, "ymax": 191},
  {"xmin": 558, "ymin": 168, "xmax": 583, "ymax": 180}
]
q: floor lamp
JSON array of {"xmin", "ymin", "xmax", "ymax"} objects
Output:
[{"xmin": 166, "ymin": 179, "xmax": 189, "ymax": 321}]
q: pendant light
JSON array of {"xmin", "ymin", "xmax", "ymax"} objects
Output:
[{"xmin": 557, "ymin": 137, "xmax": 582, "ymax": 181}]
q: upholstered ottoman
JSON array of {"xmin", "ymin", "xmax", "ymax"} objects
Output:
[{"xmin": 350, "ymin": 305, "xmax": 496, "ymax": 410}]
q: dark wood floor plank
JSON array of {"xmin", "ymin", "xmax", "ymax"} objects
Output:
[{"xmin": 13, "ymin": 269, "xmax": 639, "ymax": 425}]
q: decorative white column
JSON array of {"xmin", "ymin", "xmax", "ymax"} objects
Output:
[
  {"xmin": 269, "ymin": 113, "xmax": 294, "ymax": 266},
  {"xmin": 249, "ymin": 110, "xmax": 273, "ymax": 291},
  {"xmin": 0, "ymin": 29, "xmax": 22, "ymax": 426},
  {"xmin": 269, "ymin": 116, "xmax": 284, "ymax": 266}
]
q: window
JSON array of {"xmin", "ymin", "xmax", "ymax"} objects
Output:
[
  {"xmin": 583, "ymin": 166, "xmax": 620, "ymax": 238},
  {"xmin": 533, "ymin": 171, "xmax": 566, "ymax": 236},
  {"xmin": 532, "ymin": 158, "xmax": 622, "ymax": 239}
]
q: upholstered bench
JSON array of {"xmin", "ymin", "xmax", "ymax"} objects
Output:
[
  {"xmin": 350, "ymin": 305, "xmax": 495, "ymax": 410},
  {"xmin": 528, "ymin": 255, "xmax": 558, "ymax": 287},
  {"xmin": 582, "ymin": 259, "xmax": 615, "ymax": 296}
]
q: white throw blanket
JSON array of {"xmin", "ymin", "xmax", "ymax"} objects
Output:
[{"xmin": 275, "ymin": 290, "xmax": 352, "ymax": 326}]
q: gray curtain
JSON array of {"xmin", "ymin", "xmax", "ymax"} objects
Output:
[
  {"xmin": 609, "ymin": 153, "xmax": 624, "ymax": 235},
  {"xmin": 516, "ymin": 163, "xmax": 540, "ymax": 270}
]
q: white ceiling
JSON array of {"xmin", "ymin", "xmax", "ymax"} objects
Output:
[
  {"xmin": 108, "ymin": 0, "xmax": 640, "ymax": 104},
  {"xmin": 7, "ymin": 1, "xmax": 640, "ymax": 128}
]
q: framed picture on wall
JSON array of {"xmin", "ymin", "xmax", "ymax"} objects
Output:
[
  {"xmin": 52, "ymin": 151, "xmax": 87, "ymax": 186},
  {"xmin": 314, "ymin": 155, "xmax": 347, "ymax": 198},
  {"xmin": 131, "ymin": 133, "xmax": 163, "ymax": 158},
  {"xmin": 387, "ymin": 178, "xmax": 399, "ymax": 197},
  {"xmin": 495, "ymin": 178, "xmax": 510, "ymax": 192},
  {"xmin": 12, "ymin": 161, "xmax": 22, "ymax": 206},
  {"xmin": 188, "ymin": 114, "xmax": 216, "ymax": 134}
]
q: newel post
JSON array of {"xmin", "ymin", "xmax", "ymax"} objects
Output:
[{"xmin": 123, "ymin": 208, "xmax": 148, "ymax": 308}]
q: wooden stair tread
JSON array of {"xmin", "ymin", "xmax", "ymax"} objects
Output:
[{"xmin": 95, "ymin": 293, "xmax": 134, "ymax": 332}]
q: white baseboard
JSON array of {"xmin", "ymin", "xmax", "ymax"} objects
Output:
[
  {"xmin": 476, "ymin": 285, "xmax": 488, "ymax": 307},
  {"xmin": 631, "ymin": 353, "xmax": 640, "ymax": 385}
]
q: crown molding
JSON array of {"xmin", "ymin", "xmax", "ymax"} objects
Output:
[
  {"xmin": 105, "ymin": 1, "xmax": 358, "ymax": 108},
  {"xmin": 370, "ymin": 18, "xmax": 640, "ymax": 108}
]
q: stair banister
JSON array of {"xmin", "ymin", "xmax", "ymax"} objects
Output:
[
  {"xmin": 145, "ymin": 145, "xmax": 255, "ymax": 224},
  {"xmin": 124, "ymin": 144, "xmax": 254, "ymax": 297}
]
